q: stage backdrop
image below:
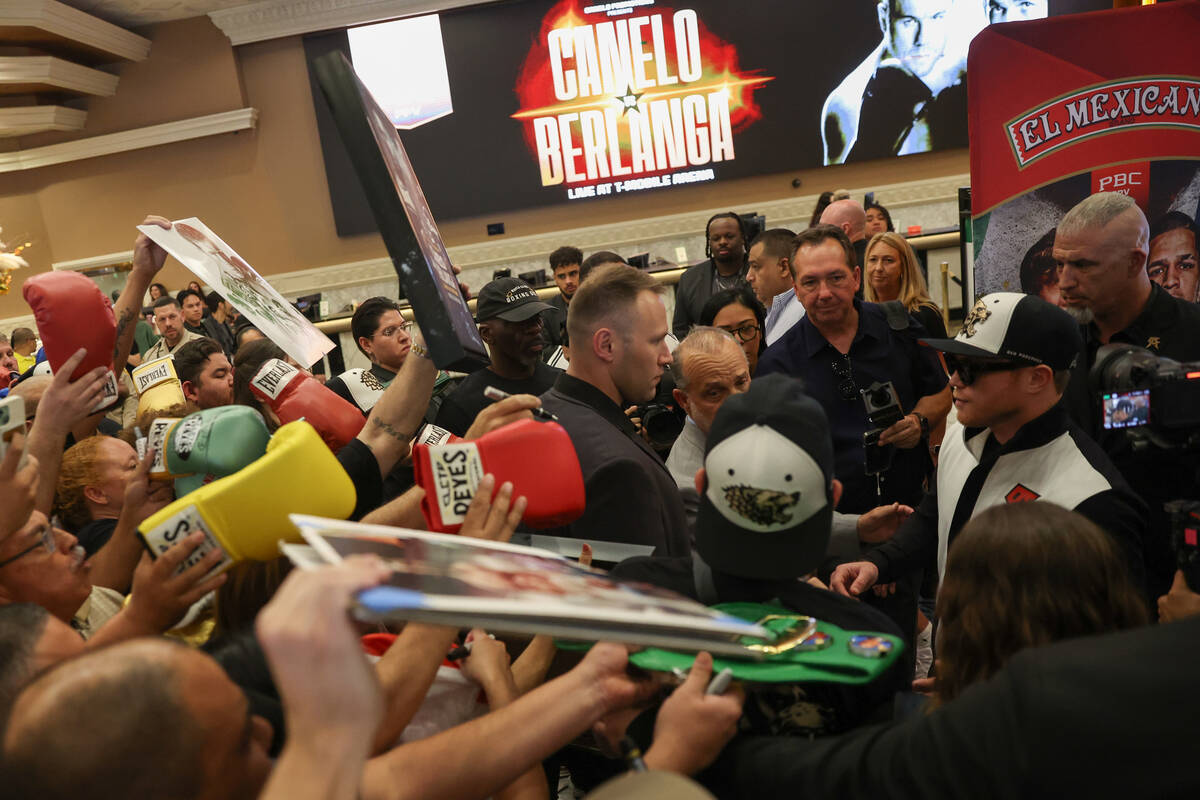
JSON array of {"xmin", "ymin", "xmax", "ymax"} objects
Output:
[
  {"xmin": 306, "ymin": 0, "xmax": 1107, "ymax": 234},
  {"xmin": 969, "ymin": 1, "xmax": 1200, "ymax": 306}
]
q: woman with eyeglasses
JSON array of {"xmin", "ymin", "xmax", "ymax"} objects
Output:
[
  {"xmin": 699, "ymin": 286, "xmax": 767, "ymax": 375},
  {"xmin": 862, "ymin": 233, "xmax": 947, "ymax": 340}
]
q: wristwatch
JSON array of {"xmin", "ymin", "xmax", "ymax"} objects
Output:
[
  {"xmin": 911, "ymin": 412, "xmax": 929, "ymax": 438},
  {"xmin": 410, "ymin": 341, "xmax": 432, "ymax": 360}
]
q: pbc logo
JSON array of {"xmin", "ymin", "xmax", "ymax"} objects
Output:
[{"xmin": 1005, "ymin": 484, "xmax": 1041, "ymax": 504}]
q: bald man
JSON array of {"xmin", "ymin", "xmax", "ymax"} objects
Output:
[
  {"xmin": 1056, "ymin": 192, "xmax": 1200, "ymax": 606},
  {"xmin": 820, "ymin": 199, "xmax": 871, "ymax": 269}
]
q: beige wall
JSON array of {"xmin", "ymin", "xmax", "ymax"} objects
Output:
[{"xmin": 0, "ymin": 15, "xmax": 968, "ymax": 320}]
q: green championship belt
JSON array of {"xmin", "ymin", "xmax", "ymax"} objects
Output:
[{"xmin": 559, "ymin": 602, "xmax": 904, "ymax": 685}]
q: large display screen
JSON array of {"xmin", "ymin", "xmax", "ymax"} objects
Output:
[{"xmin": 306, "ymin": 0, "xmax": 1107, "ymax": 232}]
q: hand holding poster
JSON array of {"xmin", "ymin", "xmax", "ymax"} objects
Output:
[
  {"xmin": 312, "ymin": 51, "xmax": 489, "ymax": 372},
  {"xmin": 136, "ymin": 218, "xmax": 336, "ymax": 367}
]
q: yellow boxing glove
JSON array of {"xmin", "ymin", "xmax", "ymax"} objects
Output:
[
  {"xmin": 132, "ymin": 356, "xmax": 186, "ymax": 422},
  {"xmin": 138, "ymin": 420, "xmax": 357, "ymax": 573}
]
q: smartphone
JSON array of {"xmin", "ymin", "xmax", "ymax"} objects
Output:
[{"xmin": 0, "ymin": 395, "xmax": 28, "ymax": 469}]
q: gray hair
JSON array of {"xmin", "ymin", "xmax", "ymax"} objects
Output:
[
  {"xmin": 671, "ymin": 326, "xmax": 745, "ymax": 391},
  {"xmin": 1058, "ymin": 192, "xmax": 1149, "ymax": 250}
]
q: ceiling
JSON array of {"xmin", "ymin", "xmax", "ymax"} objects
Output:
[
  {"xmin": 57, "ymin": 0, "xmax": 475, "ymax": 28},
  {"xmin": 57, "ymin": 0, "xmax": 249, "ymax": 27}
]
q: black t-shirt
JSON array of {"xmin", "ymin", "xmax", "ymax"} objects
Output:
[
  {"xmin": 75, "ymin": 518, "xmax": 118, "ymax": 558},
  {"xmin": 335, "ymin": 437, "xmax": 382, "ymax": 520},
  {"xmin": 611, "ymin": 555, "xmax": 906, "ymax": 736},
  {"xmin": 435, "ymin": 362, "xmax": 562, "ymax": 437}
]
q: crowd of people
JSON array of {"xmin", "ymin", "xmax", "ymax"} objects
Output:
[{"xmin": 1, "ymin": 188, "xmax": 1199, "ymax": 799}]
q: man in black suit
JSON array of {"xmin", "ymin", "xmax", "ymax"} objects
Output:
[
  {"xmin": 672, "ymin": 212, "xmax": 748, "ymax": 339},
  {"xmin": 541, "ymin": 264, "xmax": 690, "ymax": 557}
]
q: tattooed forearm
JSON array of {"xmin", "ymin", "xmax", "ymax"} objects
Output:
[
  {"xmin": 113, "ymin": 308, "xmax": 134, "ymax": 362},
  {"xmin": 371, "ymin": 417, "xmax": 414, "ymax": 443}
]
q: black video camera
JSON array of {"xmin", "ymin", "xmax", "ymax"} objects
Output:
[
  {"xmin": 1090, "ymin": 344, "xmax": 1200, "ymax": 452},
  {"xmin": 636, "ymin": 366, "xmax": 685, "ymax": 453},
  {"xmin": 861, "ymin": 380, "xmax": 904, "ymax": 475},
  {"xmin": 1166, "ymin": 500, "xmax": 1200, "ymax": 592}
]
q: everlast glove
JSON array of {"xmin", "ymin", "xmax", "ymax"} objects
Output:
[
  {"xmin": 132, "ymin": 355, "xmax": 186, "ymax": 422},
  {"xmin": 23, "ymin": 271, "xmax": 119, "ymax": 412},
  {"xmin": 138, "ymin": 420, "xmax": 357, "ymax": 572},
  {"xmin": 413, "ymin": 418, "xmax": 585, "ymax": 533},
  {"xmin": 250, "ymin": 358, "xmax": 364, "ymax": 452},
  {"xmin": 166, "ymin": 406, "xmax": 272, "ymax": 497}
]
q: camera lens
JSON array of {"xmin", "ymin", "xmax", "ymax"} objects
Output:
[{"xmin": 867, "ymin": 387, "xmax": 890, "ymax": 406}]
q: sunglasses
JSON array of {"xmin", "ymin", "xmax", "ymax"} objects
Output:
[
  {"xmin": 944, "ymin": 353, "xmax": 1035, "ymax": 386},
  {"xmin": 0, "ymin": 518, "xmax": 58, "ymax": 569},
  {"xmin": 831, "ymin": 353, "xmax": 858, "ymax": 401}
]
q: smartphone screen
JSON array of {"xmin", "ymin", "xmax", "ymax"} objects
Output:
[{"xmin": 1101, "ymin": 389, "xmax": 1150, "ymax": 430}]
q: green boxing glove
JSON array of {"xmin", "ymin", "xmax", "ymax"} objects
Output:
[{"xmin": 166, "ymin": 406, "xmax": 272, "ymax": 497}]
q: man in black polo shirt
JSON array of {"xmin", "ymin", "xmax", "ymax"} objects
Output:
[
  {"xmin": 612, "ymin": 375, "xmax": 905, "ymax": 736},
  {"xmin": 756, "ymin": 224, "xmax": 949, "ymax": 645},
  {"xmin": 437, "ymin": 277, "xmax": 562, "ymax": 436},
  {"xmin": 540, "ymin": 264, "xmax": 689, "ymax": 556},
  {"xmin": 1054, "ymin": 192, "xmax": 1200, "ymax": 604}
]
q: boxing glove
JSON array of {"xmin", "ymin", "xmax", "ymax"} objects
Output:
[
  {"xmin": 138, "ymin": 420, "xmax": 357, "ymax": 573},
  {"xmin": 250, "ymin": 359, "xmax": 364, "ymax": 452},
  {"xmin": 413, "ymin": 417, "xmax": 585, "ymax": 533},
  {"xmin": 131, "ymin": 355, "xmax": 186, "ymax": 422},
  {"xmin": 23, "ymin": 271, "xmax": 119, "ymax": 412},
  {"xmin": 166, "ymin": 406, "xmax": 272, "ymax": 497},
  {"xmin": 412, "ymin": 422, "xmax": 461, "ymax": 449}
]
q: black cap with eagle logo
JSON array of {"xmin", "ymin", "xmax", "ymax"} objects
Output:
[
  {"xmin": 920, "ymin": 292, "xmax": 1082, "ymax": 370},
  {"xmin": 696, "ymin": 374, "xmax": 835, "ymax": 580}
]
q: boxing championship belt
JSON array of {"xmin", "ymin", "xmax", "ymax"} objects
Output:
[
  {"xmin": 250, "ymin": 359, "xmax": 364, "ymax": 452},
  {"xmin": 412, "ymin": 418, "xmax": 585, "ymax": 533},
  {"xmin": 138, "ymin": 420, "xmax": 357, "ymax": 573},
  {"xmin": 131, "ymin": 355, "xmax": 186, "ymax": 421},
  {"xmin": 22, "ymin": 271, "xmax": 119, "ymax": 412},
  {"xmin": 165, "ymin": 406, "xmax": 272, "ymax": 497}
]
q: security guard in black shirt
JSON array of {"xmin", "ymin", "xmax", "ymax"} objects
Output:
[{"xmin": 1054, "ymin": 192, "xmax": 1200, "ymax": 604}]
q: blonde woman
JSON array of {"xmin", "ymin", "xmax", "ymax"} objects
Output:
[{"xmin": 863, "ymin": 232, "xmax": 947, "ymax": 339}]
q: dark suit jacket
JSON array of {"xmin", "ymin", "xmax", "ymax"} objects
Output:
[
  {"xmin": 671, "ymin": 259, "xmax": 748, "ymax": 339},
  {"xmin": 540, "ymin": 373, "xmax": 691, "ymax": 557},
  {"xmin": 540, "ymin": 293, "xmax": 569, "ymax": 352}
]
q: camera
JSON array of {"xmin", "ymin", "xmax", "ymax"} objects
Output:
[
  {"xmin": 861, "ymin": 381, "xmax": 905, "ymax": 430},
  {"xmin": 861, "ymin": 381, "xmax": 904, "ymax": 476},
  {"xmin": 1090, "ymin": 344, "xmax": 1200, "ymax": 452},
  {"xmin": 636, "ymin": 365, "xmax": 685, "ymax": 453},
  {"xmin": 1166, "ymin": 500, "xmax": 1200, "ymax": 592}
]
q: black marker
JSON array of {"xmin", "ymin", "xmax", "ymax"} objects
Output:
[{"xmin": 484, "ymin": 385, "xmax": 558, "ymax": 422}]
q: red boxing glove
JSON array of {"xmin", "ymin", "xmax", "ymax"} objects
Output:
[
  {"xmin": 23, "ymin": 271, "xmax": 119, "ymax": 412},
  {"xmin": 413, "ymin": 418, "xmax": 585, "ymax": 533},
  {"xmin": 249, "ymin": 358, "xmax": 364, "ymax": 452}
]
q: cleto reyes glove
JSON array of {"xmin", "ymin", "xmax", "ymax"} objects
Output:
[
  {"xmin": 22, "ymin": 271, "xmax": 119, "ymax": 412},
  {"xmin": 250, "ymin": 359, "xmax": 364, "ymax": 452},
  {"xmin": 412, "ymin": 417, "xmax": 585, "ymax": 533},
  {"xmin": 165, "ymin": 406, "xmax": 272, "ymax": 497},
  {"xmin": 138, "ymin": 420, "xmax": 357, "ymax": 574}
]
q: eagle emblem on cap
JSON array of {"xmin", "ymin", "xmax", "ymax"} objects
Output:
[
  {"xmin": 722, "ymin": 485, "xmax": 801, "ymax": 526},
  {"xmin": 960, "ymin": 298, "xmax": 991, "ymax": 338}
]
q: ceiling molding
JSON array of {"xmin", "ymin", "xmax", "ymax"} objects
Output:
[
  {"xmin": 0, "ymin": 56, "xmax": 120, "ymax": 96},
  {"xmin": 2, "ymin": 0, "xmax": 151, "ymax": 62},
  {"xmin": 0, "ymin": 105, "xmax": 88, "ymax": 136},
  {"xmin": 208, "ymin": 0, "xmax": 501, "ymax": 47},
  {"xmin": 0, "ymin": 107, "xmax": 258, "ymax": 173},
  {"xmin": 52, "ymin": 249, "xmax": 134, "ymax": 271}
]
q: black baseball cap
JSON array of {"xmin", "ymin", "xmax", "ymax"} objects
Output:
[
  {"xmin": 921, "ymin": 292, "xmax": 1082, "ymax": 370},
  {"xmin": 474, "ymin": 277, "xmax": 553, "ymax": 322},
  {"xmin": 695, "ymin": 374, "xmax": 834, "ymax": 581}
]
